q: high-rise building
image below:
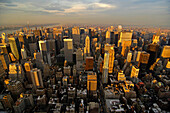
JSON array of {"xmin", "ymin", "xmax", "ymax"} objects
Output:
[
  {"xmin": 106, "ymin": 31, "xmax": 111, "ymax": 44},
  {"xmin": 8, "ymin": 36, "xmax": 21, "ymax": 60},
  {"xmin": 152, "ymin": 28, "xmax": 160, "ymax": 44},
  {"xmin": 13, "ymin": 93, "xmax": 34, "ymax": 113},
  {"xmin": 102, "ymin": 52, "xmax": 109, "ymax": 84},
  {"xmin": 85, "ymin": 57, "xmax": 94, "ymax": 71},
  {"xmin": 0, "ymin": 60, "xmax": 5, "ymax": 81},
  {"xmin": 117, "ymin": 71, "xmax": 126, "ymax": 81},
  {"xmin": 9, "ymin": 63, "xmax": 24, "ymax": 82},
  {"xmin": 47, "ymin": 39, "xmax": 57, "ymax": 57},
  {"xmin": 121, "ymin": 40, "xmax": 131, "ymax": 56},
  {"xmin": 118, "ymin": 31, "xmax": 132, "ymax": 47},
  {"xmin": 0, "ymin": 53, "xmax": 10, "ymax": 70},
  {"xmin": 21, "ymin": 45, "xmax": 27, "ymax": 59},
  {"xmin": 76, "ymin": 48, "xmax": 83, "ymax": 62},
  {"xmin": 87, "ymin": 72, "xmax": 97, "ymax": 93},
  {"xmin": 161, "ymin": 46, "xmax": 170, "ymax": 58},
  {"xmin": 138, "ymin": 51, "xmax": 150, "ymax": 75},
  {"xmin": 24, "ymin": 61, "xmax": 33, "ymax": 83},
  {"xmin": 6, "ymin": 80, "xmax": 25, "ymax": 97},
  {"xmin": 130, "ymin": 66, "xmax": 139, "ymax": 78},
  {"xmin": 132, "ymin": 51, "xmax": 141, "ymax": 63},
  {"xmin": 64, "ymin": 39, "xmax": 73, "ymax": 62},
  {"xmin": 108, "ymin": 47, "xmax": 115, "ymax": 73},
  {"xmin": 84, "ymin": 36, "xmax": 90, "ymax": 57},
  {"xmin": 126, "ymin": 51, "xmax": 132, "ymax": 63},
  {"xmin": 30, "ymin": 68, "xmax": 44, "ymax": 90},
  {"xmin": 0, "ymin": 94, "xmax": 14, "ymax": 110},
  {"xmin": 39, "ymin": 40, "xmax": 51, "ymax": 66},
  {"xmin": 104, "ymin": 43, "xmax": 114, "ymax": 52}
]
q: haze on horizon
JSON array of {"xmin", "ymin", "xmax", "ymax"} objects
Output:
[{"xmin": 0, "ymin": 0, "xmax": 170, "ymax": 27}]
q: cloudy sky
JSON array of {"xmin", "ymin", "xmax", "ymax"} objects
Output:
[{"xmin": 0, "ymin": 0, "xmax": 169, "ymax": 26}]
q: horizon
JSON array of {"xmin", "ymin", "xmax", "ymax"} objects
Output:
[{"xmin": 0, "ymin": 0, "xmax": 170, "ymax": 27}]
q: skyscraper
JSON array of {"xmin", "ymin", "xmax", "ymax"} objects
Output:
[
  {"xmin": 102, "ymin": 52, "xmax": 109, "ymax": 84},
  {"xmin": 24, "ymin": 61, "xmax": 33, "ymax": 83},
  {"xmin": 106, "ymin": 31, "xmax": 111, "ymax": 44},
  {"xmin": 0, "ymin": 53, "xmax": 10, "ymax": 70},
  {"xmin": 118, "ymin": 31, "xmax": 133, "ymax": 47},
  {"xmin": 108, "ymin": 47, "xmax": 115, "ymax": 73},
  {"xmin": 72, "ymin": 26, "xmax": 80, "ymax": 47},
  {"xmin": 85, "ymin": 57, "xmax": 94, "ymax": 71},
  {"xmin": 87, "ymin": 72, "xmax": 97, "ymax": 95},
  {"xmin": 130, "ymin": 66, "xmax": 139, "ymax": 78},
  {"xmin": 21, "ymin": 45, "xmax": 27, "ymax": 59},
  {"xmin": 84, "ymin": 36, "xmax": 90, "ymax": 57},
  {"xmin": 64, "ymin": 39, "xmax": 73, "ymax": 62},
  {"xmin": 30, "ymin": 68, "xmax": 44, "ymax": 90},
  {"xmin": 39, "ymin": 40, "xmax": 51, "ymax": 66},
  {"xmin": 8, "ymin": 63, "xmax": 24, "ymax": 82},
  {"xmin": 8, "ymin": 36, "xmax": 21, "ymax": 60}
]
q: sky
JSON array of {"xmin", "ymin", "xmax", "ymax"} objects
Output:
[{"xmin": 0, "ymin": 0, "xmax": 170, "ymax": 26}]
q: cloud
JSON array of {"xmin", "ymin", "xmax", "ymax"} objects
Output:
[{"xmin": 0, "ymin": 0, "xmax": 12, "ymax": 3}]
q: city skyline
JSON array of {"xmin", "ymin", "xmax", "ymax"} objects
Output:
[{"xmin": 0, "ymin": 0, "xmax": 170, "ymax": 26}]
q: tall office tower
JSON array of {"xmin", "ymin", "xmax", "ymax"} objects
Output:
[
  {"xmin": 21, "ymin": 45, "xmax": 27, "ymax": 59},
  {"xmin": 76, "ymin": 48, "xmax": 83, "ymax": 62},
  {"xmin": 131, "ymin": 39, "xmax": 138, "ymax": 48},
  {"xmin": 126, "ymin": 51, "xmax": 132, "ymax": 63},
  {"xmin": 72, "ymin": 26, "xmax": 80, "ymax": 47},
  {"xmin": 147, "ymin": 44, "xmax": 159, "ymax": 68},
  {"xmin": 161, "ymin": 46, "xmax": 170, "ymax": 58},
  {"xmin": 47, "ymin": 39, "xmax": 57, "ymax": 57},
  {"xmin": 6, "ymin": 80, "xmax": 25, "ymax": 97},
  {"xmin": 87, "ymin": 72, "xmax": 97, "ymax": 95},
  {"xmin": 64, "ymin": 39, "xmax": 73, "ymax": 62},
  {"xmin": 43, "ymin": 63, "xmax": 50, "ymax": 78},
  {"xmin": 13, "ymin": 93, "xmax": 34, "ymax": 113},
  {"xmin": 0, "ymin": 60, "xmax": 5, "ymax": 80},
  {"xmin": 118, "ymin": 25, "xmax": 122, "ymax": 32},
  {"xmin": 110, "ymin": 31, "xmax": 115, "ymax": 44},
  {"xmin": 85, "ymin": 57, "xmax": 94, "ymax": 71},
  {"xmin": 29, "ymin": 42, "xmax": 37, "ymax": 57},
  {"xmin": 0, "ymin": 44, "xmax": 11, "ymax": 54},
  {"xmin": 0, "ymin": 94, "xmax": 14, "ymax": 110},
  {"xmin": 132, "ymin": 51, "xmax": 141, "ymax": 64},
  {"xmin": 118, "ymin": 31, "xmax": 133, "ymax": 47},
  {"xmin": 39, "ymin": 40, "xmax": 51, "ymax": 66},
  {"xmin": 102, "ymin": 52, "xmax": 109, "ymax": 84},
  {"xmin": 1, "ymin": 33, "xmax": 8, "ymax": 43},
  {"xmin": 24, "ymin": 61, "xmax": 33, "ymax": 83},
  {"xmin": 121, "ymin": 40, "xmax": 131, "ymax": 56},
  {"xmin": 84, "ymin": 36, "xmax": 90, "ymax": 57},
  {"xmin": 97, "ymin": 56, "xmax": 103, "ymax": 72},
  {"xmin": 9, "ymin": 63, "xmax": 24, "ymax": 82},
  {"xmin": 0, "ymin": 53, "xmax": 10, "ymax": 70},
  {"xmin": 104, "ymin": 43, "xmax": 114, "ymax": 52},
  {"xmin": 108, "ymin": 47, "xmax": 115, "ymax": 73},
  {"xmin": 130, "ymin": 66, "xmax": 139, "ymax": 78},
  {"xmin": 106, "ymin": 31, "xmax": 111, "ymax": 44},
  {"xmin": 8, "ymin": 36, "xmax": 21, "ymax": 60},
  {"xmin": 26, "ymin": 33, "xmax": 36, "ymax": 43},
  {"xmin": 117, "ymin": 71, "xmax": 126, "ymax": 81},
  {"xmin": 30, "ymin": 68, "xmax": 44, "ymax": 90},
  {"xmin": 80, "ymin": 28, "xmax": 85, "ymax": 35},
  {"xmin": 152, "ymin": 28, "xmax": 160, "ymax": 44},
  {"xmin": 138, "ymin": 52, "xmax": 150, "ymax": 75},
  {"xmin": 64, "ymin": 65, "xmax": 71, "ymax": 76},
  {"xmin": 18, "ymin": 33, "xmax": 29, "ymax": 50}
]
